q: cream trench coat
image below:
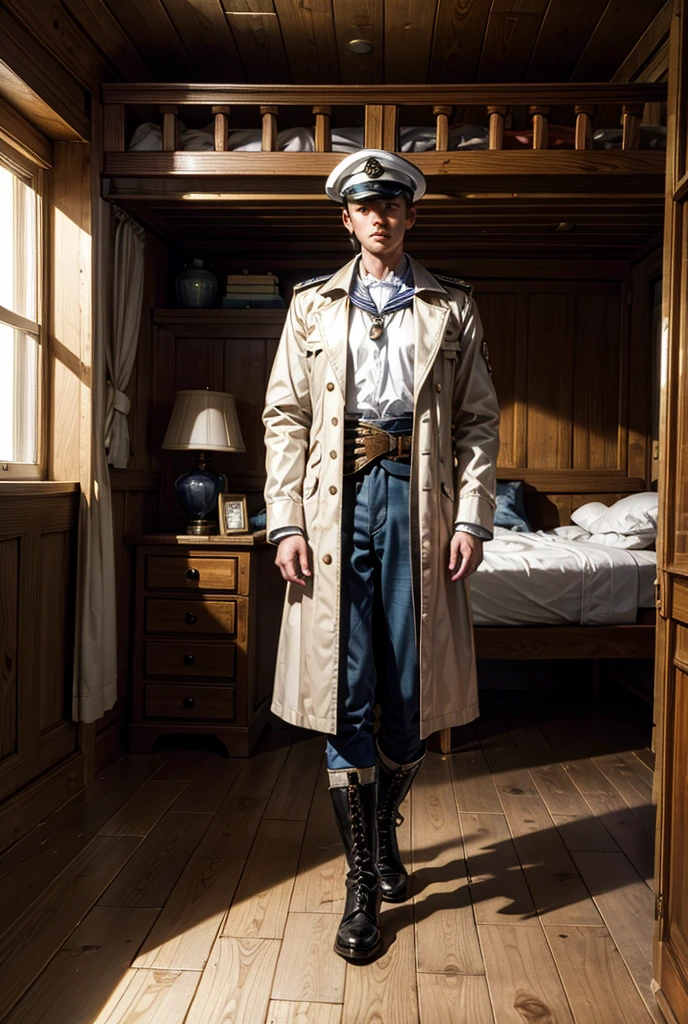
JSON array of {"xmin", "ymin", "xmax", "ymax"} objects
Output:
[{"xmin": 263, "ymin": 255, "xmax": 500, "ymax": 739}]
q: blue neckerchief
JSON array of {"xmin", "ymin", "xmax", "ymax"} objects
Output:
[{"xmin": 349, "ymin": 257, "xmax": 415, "ymax": 318}]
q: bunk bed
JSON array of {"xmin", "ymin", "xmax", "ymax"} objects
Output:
[{"xmin": 100, "ymin": 82, "xmax": 665, "ymax": 750}]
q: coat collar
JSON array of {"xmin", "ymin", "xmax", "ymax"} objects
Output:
[
  {"xmin": 314, "ymin": 253, "xmax": 454, "ymax": 398},
  {"xmin": 320, "ymin": 253, "xmax": 451, "ymax": 300}
]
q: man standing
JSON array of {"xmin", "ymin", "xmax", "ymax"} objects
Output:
[{"xmin": 263, "ymin": 150, "xmax": 499, "ymax": 963}]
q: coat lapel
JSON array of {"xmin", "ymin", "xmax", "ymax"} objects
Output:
[
  {"xmin": 408, "ymin": 256, "xmax": 452, "ymax": 395},
  {"xmin": 312, "ymin": 256, "xmax": 359, "ymax": 397}
]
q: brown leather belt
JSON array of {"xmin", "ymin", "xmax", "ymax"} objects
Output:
[{"xmin": 343, "ymin": 420, "xmax": 412, "ymax": 476}]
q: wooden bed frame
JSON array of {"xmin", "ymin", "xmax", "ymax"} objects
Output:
[{"xmin": 100, "ymin": 82, "xmax": 661, "ymax": 753}]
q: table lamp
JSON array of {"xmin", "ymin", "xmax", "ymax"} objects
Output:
[{"xmin": 162, "ymin": 389, "xmax": 246, "ymax": 535}]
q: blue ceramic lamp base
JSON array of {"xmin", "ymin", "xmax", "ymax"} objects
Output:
[{"xmin": 174, "ymin": 452, "xmax": 226, "ymax": 535}]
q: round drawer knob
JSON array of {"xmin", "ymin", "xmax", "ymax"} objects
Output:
[
  {"xmin": 185, "ymin": 567, "xmax": 200, "ymax": 581},
  {"xmin": 182, "ymin": 696, "xmax": 195, "ymax": 709},
  {"xmin": 183, "ymin": 653, "xmax": 195, "ymax": 666},
  {"xmin": 185, "ymin": 611, "xmax": 197, "ymax": 625}
]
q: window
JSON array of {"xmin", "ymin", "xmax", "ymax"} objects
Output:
[{"xmin": 0, "ymin": 141, "xmax": 43, "ymax": 478}]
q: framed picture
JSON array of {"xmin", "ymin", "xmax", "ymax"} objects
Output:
[{"xmin": 218, "ymin": 493, "xmax": 249, "ymax": 535}]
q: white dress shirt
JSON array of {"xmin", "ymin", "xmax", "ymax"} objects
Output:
[{"xmin": 346, "ymin": 256, "xmax": 415, "ymax": 419}]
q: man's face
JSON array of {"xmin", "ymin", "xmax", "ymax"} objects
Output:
[{"xmin": 341, "ymin": 196, "xmax": 417, "ymax": 256}]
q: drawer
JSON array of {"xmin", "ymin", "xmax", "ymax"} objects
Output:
[
  {"xmin": 145, "ymin": 640, "xmax": 236, "ymax": 679},
  {"xmin": 145, "ymin": 554, "xmax": 246, "ymax": 592},
  {"xmin": 146, "ymin": 598, "xmax": 238, "ymax": 637},
  {"xmin": 145, "ymin": 684, "xmax": 236, "ymax": 721}
]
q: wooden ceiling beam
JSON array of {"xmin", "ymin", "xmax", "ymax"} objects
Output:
[
  {"xmin": 526, "ymin": 0, "xmax": 608, "ymax": 82},
  {"xmin": 101, "ymin": 0, "xmax": 196, "ymax": 81},
  {"xmin": 572, "ymin": 0, "xmax": 667, "ymax": 81},
  {"xmin": 273, "ymin": 0, "xmax": 339, "ymax": 84},
  {"xmin": 478, "ymin": 0, "xmax": 550, "ymax": 83},
  {"xmin": 611, "ymin": 0, "xmax": 671, "ymax": 83},
  {"xmin": 384, "ymin": 0, "xmax": 435, "ymax": 83},
  {"xmin": 157, "ymin": 0, "xmax": 246, "ymax": 83},
  {"xmin": 332, "ymin": 0, "xmax": 383, "ymax": 85},
  {"xmin": 61, "ymin": 0, "xmax": 154, "ymax": 82},
  {"xmin": 224, "ymin": 3, "xmax": 291, "ymax": 84}
]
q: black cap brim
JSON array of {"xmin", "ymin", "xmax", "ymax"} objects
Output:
[{"xmin": 341, "ymin": 181, "xmax": 414, "ymax": 202}]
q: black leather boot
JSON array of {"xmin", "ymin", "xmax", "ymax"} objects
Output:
[
  {"xmin": 328, "ymin": 767, "xmax": 382, "ymax": 963},
  {"xmin": 376, "ymin": 746, "xmax": 425, "ymax": 902}
]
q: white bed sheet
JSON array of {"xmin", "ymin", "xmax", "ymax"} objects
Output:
[{"xmin": 470, "ymin": 527, "xmax": 657, "ymax": 627}]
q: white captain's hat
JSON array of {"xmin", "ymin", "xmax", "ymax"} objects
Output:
[{"xmin": 325, "ymin": 149, "xmax": 426, "ymax": 204}]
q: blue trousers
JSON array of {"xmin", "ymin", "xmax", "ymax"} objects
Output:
[{"xmin": 325, "ymin": 460, "xmax": 426, "ymax": 770}]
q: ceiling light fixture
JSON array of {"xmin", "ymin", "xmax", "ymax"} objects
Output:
[{"xmin": 348, "ymin": 38, "xmax": 374, "ymax": 54}]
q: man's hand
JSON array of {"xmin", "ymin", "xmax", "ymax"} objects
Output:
[
  {"xmin": 275, "ymin": 535, "xmax": 311, "ymax": 587},
  {"xmin": 449, "ymin": 532, "xmax": 483, "ymax": 582}
]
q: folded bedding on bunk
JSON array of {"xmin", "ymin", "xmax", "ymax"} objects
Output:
[
  {"xmin": 127, "ymin": 122, "xmax": 666, "ymax": 153},
  {"xmin": 470, "ymin": 527, "xmax": 656, "ymax": 627}
]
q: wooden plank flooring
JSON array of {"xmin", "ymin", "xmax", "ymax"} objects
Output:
[{"xmin": 0, "ymin": 690, "xmax": 665, "ymax": 1024}]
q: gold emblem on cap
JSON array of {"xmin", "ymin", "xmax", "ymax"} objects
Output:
[{"xmin": 364, "ymin": 157, "xmax": 384, "ymax": 178}]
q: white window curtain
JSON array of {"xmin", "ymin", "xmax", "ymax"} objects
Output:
[
  {"xmin": 73, "ymin": 103, "xmax": 145, "ymax": 723},
  {"xmin": 104, "ymin": 207, "xmax": 145, "ymax": 468}
]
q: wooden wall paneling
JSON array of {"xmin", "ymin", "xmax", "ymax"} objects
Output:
[
  {"xmin": 0, "ymin": 540, "xmax": 19, "ymax": 769},
  {"xmin": 572, "ymin": 291, "xmax": 623, "ymax": 469},
  {"xmin": 332, "ymin": 0, "xmax": 383, "ymax": 85},
  {"xmin": 273, "ymin": 0, "xmax": 340, "ymax": 84},
  {"xmin": 38, "ymin": 531, "xmax": 74, "ymax": 732},
  {"xmin": 224, "ymin": 338, "xmax": 270, "ymax": 482},
  {"xmin": 224, "ymin": 4, "xmax": 291, "ymax": 85},
  {"xmin": 428, "ymin": 0, "xmax": 491, "ymax": 83},
  {"xmin": 154, "ymin": 326, "xmax": 177, "ymax": 534},
  {"xmin": 100, "ymin": 0, "xmax": 196, "ymax": 81},
  {"xmin": 156, "ymin": 0, "xmax": 245, "ymax": 82},
  {"xmin": 61, "ymin": 0, "xmax": 153, "ymax": 82},
  {"xmin": 0, "ymin": 8, "xmax": 90, "ymax": 141},
  {"xmin": 478, "ymin": 0, "xmax": 550, "ymax": 83},
  {"xmin": 572, "ymin": 0, "xmax": 668, "ymax": 82},
  {"xmin": 526, "ymin": 291, "xmax": 575, "ymax": 468},
  {"xmin": 383, "ymin": 0, "xmax": 435, "ymax": 83},
  {"xmin": 473, "ymin": 290, "xmax": 519, "ymax": 468},
  {"xmin": 525, "ymin": 0, "xmax": 608, "ymax": 82}
]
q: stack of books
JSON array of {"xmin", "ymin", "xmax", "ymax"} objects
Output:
[{"xmin": 222, "ymin": 272, "xmax": 285, "ymax": 309}]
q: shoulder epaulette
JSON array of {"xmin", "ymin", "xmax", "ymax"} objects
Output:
[
  {"xmin": 293, "ymin": 273, "xmax": 333, "ymax": 293},
  {"xmin": 434, "ymin": 274, "xmax": 473, "ymax": 296}
]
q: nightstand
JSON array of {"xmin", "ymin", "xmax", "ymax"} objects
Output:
[{"xmin": 127, "ymin": 533, "xmax": 283, "ymax": 756}]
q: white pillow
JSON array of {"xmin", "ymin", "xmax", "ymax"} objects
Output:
[
  {"xmin": 570, "ymin": 502, "xmax": 608, "ymax": 532},
  {"xmin": 571, "ymin": 493, "xmax": 658, "ymax": 536}
]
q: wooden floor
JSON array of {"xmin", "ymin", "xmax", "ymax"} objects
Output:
[{"xmin": 0, "ymin": 685, "xmax": 663, "ymax": 1024}]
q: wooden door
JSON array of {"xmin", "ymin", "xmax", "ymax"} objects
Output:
[{"xmin": 653, "ymin": 2, "xmax": 688, "ymax": 1020}]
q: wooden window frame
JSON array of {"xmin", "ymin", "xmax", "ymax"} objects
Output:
[{"xmin": 0, "ymin": 133, "xmax": 47, "ymax": 482}]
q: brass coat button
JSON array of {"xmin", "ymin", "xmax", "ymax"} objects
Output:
[
  {"xmin": 330, "ymin": 450, "xmax": 337, "ymax": 459},
  {"xmin": 326, "ymin": 382, "xmax": 335, "ymax": 391},
  {"xmin": 329, "ymin": 485, "xmax": 337, "ymax": 495},
  {"xmin": 331, "ymin": 417, "xmax": 338, "ymax": 426},
  {"xmin": 435, "ymin": 382, "xmax": 442, "ymax": 392},
  {"xmin": 322, "ymin": 553, "xmax": 332, "ymax": 564}
]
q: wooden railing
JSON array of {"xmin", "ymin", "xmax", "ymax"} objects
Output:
[{"xmin": 101, "ymin": 83, "xmax": 667, "ymax": 155}]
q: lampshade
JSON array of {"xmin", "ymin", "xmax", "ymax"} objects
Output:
[{"xmin": 162, "ymin": 389, "xmax": 246, "ymax": 453}]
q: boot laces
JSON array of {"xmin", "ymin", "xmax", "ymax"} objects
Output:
[
  {"xmin": 378, "ymin": 768, "xmax": 407, "ymax": 828},
  {"xmin": 347, "ymin": 781, "xmax": 376, "ymax": 910}
]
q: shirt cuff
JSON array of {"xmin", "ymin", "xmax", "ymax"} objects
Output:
[
  {"xmin": 454, "ymin": 522, "xmax": 493, "ymax": 541},
  {"xmin": 268, "ymin": 526, "xmax": 306, "ymax": 545}
]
